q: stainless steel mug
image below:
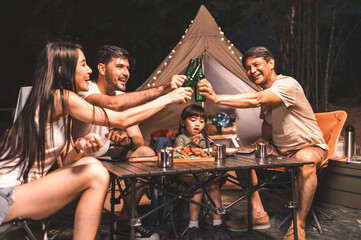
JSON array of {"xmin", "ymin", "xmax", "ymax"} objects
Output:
[
  {"xmin": 213, "ymin": 144, "xmax": 226, "ymax": 160},
  {"xmin": 255, "ymin": 142, "xmax": 273, "ymax": 158},
  {"xmin": 157, "ymin": 149, "xmax": 174, "ymax": 168}
]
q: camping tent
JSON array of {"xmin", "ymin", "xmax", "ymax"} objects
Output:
[{"xmin": 138, "ymin": 5, "xmax": 262, "ymax": 146}]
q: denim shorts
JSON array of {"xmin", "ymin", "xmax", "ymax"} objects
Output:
[{"xmin": 0, "ymin": 186, "xmax": 15, "ymax": 225}]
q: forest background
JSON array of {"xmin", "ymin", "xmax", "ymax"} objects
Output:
[{"xmin": 0, "ymin": 0, "xmax": 360, "ymax": 143}]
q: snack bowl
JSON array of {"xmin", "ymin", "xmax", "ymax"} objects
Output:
[{"xmin": 204, "ymin": 147, "xmax": 238, "ymax": 156}]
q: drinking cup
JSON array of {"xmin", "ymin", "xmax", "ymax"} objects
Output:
[
  {"xmin": 157, "ymin": 149, "xmax": 174, "ymax": 168},
  {"xmin": 212, "ymin": 144, "xmax": 226, "ymax": 160},
  {"xmin": 255, "ymin": 142, "xmax": 273, "ymax": 158}
]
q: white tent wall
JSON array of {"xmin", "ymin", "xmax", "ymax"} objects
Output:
[
  {"xmin": 139, "ymin": 52, "xmax": 262, "ymax": 146},
  {"xmin": 202, "ymin": 53, "xmax": 262, "ymax": 146},
  {"xmin": 137, "ymin": 5, "xmax": 263, "ymax": 146}
]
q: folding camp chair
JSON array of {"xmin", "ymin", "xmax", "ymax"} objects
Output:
[
  {"xmin": 0, "ymin": 218, "xmax": 57, "ymax": 240},
  {"xmin": 0, "ymin": 86, "xmax": 63, "ymax": 239},
  {"xmin": 278, "ymin": 110, "xmax": 347, "ymax": 234}
]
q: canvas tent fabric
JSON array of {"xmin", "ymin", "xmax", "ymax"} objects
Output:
[{"xmin": 138, "ymin": 5, "xmax": 262, "ymax": 146}]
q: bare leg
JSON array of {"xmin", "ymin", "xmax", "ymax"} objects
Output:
[
  {"xmin": 293, "ymin": 147, "xmax": 324, "ymax": 228},
  {"xmin": 207, "ymin": 180, "xmax": 222, "ymax": 220},
  {"xmin": 126, "ymin": 146, "xmax": 155, "ymax": 158},
  {"xmin": 5, "ymin": 157, "xmax": 109, "ymax": 240},
  {"xmin": 182, "ymin": 177, "xmax": 204, "ymax": 221},
  {"xmin": 236, "ymin": 169, "xmax": 267, "ymax": 218}
]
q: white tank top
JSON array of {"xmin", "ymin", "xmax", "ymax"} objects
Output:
[{"xmin": 0, "ymin": 117, "xmax": 67, "ymax": 188}]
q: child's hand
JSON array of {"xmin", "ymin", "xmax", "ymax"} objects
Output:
[{"xmin": 191, "ymin": 134, "xmax": 201, "ymax": 147}]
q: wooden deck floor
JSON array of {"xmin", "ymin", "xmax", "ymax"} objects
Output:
[{"xmin": 3, "ymin": 187, "xmax": 361, "ymax": 239}]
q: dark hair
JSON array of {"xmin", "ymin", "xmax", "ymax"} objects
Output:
[
  {"xmin": 177, "ymin": 104, "xmax": 207, "ymax": 136},
  {"xmin": 96, "ymin": 45, "xmax": 130, "ymax": 66},
  {"xmin": 0, "ymin": 41, "xmax": 81, "ymax": 182},
  {"xmin": 242, "ymin": 46, "xmax": 274, "ymax": 68}
]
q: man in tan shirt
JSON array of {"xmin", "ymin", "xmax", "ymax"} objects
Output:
[{"xmin": 198, "ymin": 46, "xmax": 327, "ymax": 240}]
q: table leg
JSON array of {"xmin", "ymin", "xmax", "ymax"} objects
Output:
[
  {"xmin": 130, "ymin": 178, "xmax": 136, "ymax": 240},
  {"xmin": 247, "ymin": 169, "xmax": 252, "ymax": 233},
  {"xmin": 291, "ymin": 167, "xmax": 298, "ymax": 240},
  {"xmin": 110, "ymin": 174, "xmax": 115, "ymax": 240}
]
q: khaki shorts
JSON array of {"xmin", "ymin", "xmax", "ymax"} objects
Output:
[{"xmin": 274, "ymin": 144, "xmax": 328, "ymax": 165}]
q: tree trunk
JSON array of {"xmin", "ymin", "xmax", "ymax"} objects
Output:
[{"xmin": 324, "ymin": 0, "xmax": 338, "ymax": 111}]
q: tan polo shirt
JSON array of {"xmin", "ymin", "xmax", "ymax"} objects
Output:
[{"xmin": 261, "ymin": 75, "xmax": 328, "ymax": 151}]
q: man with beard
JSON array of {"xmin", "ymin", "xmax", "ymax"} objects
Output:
[{"xmin": 72, "ymin": 45, "xmax": 186, "ymax": 239}]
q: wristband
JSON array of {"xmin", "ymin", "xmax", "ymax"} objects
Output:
[{"xmin": 73, "ymin": 138, "xmax": 84, "ymax": 154}]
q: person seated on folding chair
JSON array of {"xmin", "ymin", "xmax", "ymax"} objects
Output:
[
  {"xmin": 72, "ymin": 45, "xmax": 188, "ymax": 239},
  {"xmin": 0, "ymin": 42, "xmax": 192, "ymax": 240},
  {"xmin": 173, "ymin": 104, "xmax": 231, "ymax": 240},
  {"xmin": 198, "ymin": 46, "xmax": 328, "ymax": 240}
]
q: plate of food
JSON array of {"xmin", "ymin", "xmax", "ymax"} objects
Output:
[
  {"xmin": 169, "ymin": 147, "xmax": 214, "ymax": 162},
  {"xmin": 203, "ymin": 147, "xmax": 238, "ymax": 156}
]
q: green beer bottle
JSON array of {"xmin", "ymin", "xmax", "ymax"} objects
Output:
[
  {"xmin": 182, "ymin": 59, "xmax": 195, "ymax": 87},
  {"xmin": 195, "ymin": 58, "xmax": 206, "ymax": 102}
]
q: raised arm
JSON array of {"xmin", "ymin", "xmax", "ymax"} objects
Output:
[
  {"xmin": 85, "ymin": 75, "xmax": 186, "ymax": 111},
  {"xmin": 198, "ymin": 79, "xmax": 282, "ymax": 108},
  {"xmin": 60, "ymin": 87, "xmax": 192, "ymax": 129}
]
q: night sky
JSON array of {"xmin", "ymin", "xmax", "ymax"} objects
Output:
[{"xmin": 0, "ymin": 0, "xmax": 360, "ymax": 110}]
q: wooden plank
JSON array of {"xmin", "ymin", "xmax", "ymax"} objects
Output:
[
  {"xmin": 128, "ymin": 156, "xmax": 158, "ymax": 162},
  {"xmin": 318, "ymin": 188, "xmax": 361, "ymax": 210},
  {"xmin": 173, "ymin": 157, "xmax": 215, "ymax": 163},
  {"xmin": 127, "ymin": 156, "xmax": 215, "ymax": 163},
  {"xmin": 101, "ymin": 161, "xmax": 136, "ymax": 178}
]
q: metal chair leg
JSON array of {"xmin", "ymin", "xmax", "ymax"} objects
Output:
[
  {"xmin": 278, "ymin": 211, "xmax": 293, "ymax": 228},
  {"xmin": 314, "ymin": 206, "xmax": 333, "ymax": 221},
  {"xmin": 311, "ymin": 208, "xmax": 324, "ymax": 234}
]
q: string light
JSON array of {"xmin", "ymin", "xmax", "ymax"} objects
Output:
[
  {"xmin": 148, "ymin": 19, "xmax": 194, "ymax": 88},
  {"xmin": 148, "ymin": 17, "xmax": 243, "ymax": 89}
]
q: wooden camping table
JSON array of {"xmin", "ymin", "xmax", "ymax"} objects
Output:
[{"xmin": 101, "ymin": 154, "xmax": 313, "ymax": 240}]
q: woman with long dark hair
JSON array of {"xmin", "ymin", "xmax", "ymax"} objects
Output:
[{"xmin": 0, "ymin": 41, "xmax": 192, "ymax": 239}]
